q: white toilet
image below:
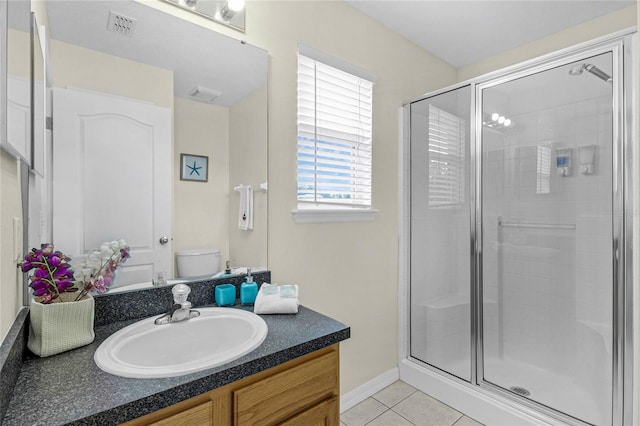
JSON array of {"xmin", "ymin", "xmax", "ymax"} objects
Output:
[{"xmin": 175, "ymin": 248, "xmax": 221, "ymax": 278}]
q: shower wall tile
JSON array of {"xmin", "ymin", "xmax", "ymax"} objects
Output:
[{"xmin": 483, "ymin": 92, "xmax": 613, "ymax": 383}]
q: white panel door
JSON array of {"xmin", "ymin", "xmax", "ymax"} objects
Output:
[{"xmin": 52, "ymin": 88, "xmax": 171, "ymax": 287}]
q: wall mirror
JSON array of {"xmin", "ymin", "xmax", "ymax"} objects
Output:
[{"xmin": 39, "ymin": 0, "xmax": 268, "ymax": 294}]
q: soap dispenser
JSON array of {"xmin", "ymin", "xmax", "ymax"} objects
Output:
[{"xmin": 240, "ymin": 268, "xmax": 258, "ymax": 305}]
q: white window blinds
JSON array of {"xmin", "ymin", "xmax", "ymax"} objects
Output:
[
  {"xmin": 428, "ymin": 105, "xmax": 465, "ymax": 207},
  {"xmin": 536, "ymin": 144, "xmax": 551, "ymax": 194},
  {"xmin": 297, "ymin": 53, "xmax": 373, "ymax": 208}
]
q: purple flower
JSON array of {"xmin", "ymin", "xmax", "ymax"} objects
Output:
[
  {"xmin": 17, "ymin": 244, "xmax": 81, "ymax": 304},
  {"xmin": 49, "ymin": 255, "xmax": 61, "ymax": 267}
]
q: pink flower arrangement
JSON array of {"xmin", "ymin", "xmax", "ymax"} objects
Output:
[{"xmin": 73, "ymin": 240, "xmax": 131, "ymax": 300}]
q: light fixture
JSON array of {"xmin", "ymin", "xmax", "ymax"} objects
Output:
[
  {"xmin": 218, "ymin": 0, "xmax": 245, "ymax": 22},
  {"xmin": 227, "ymin": 0, "xmax": 245, "ymax": 12},
  {"xmin": 179, "ymin": 0, "xmax": 198, "ymax": 9},
  {"xmin": 483, "ymin": 112, "xmax": 514, "ymax": 130}
]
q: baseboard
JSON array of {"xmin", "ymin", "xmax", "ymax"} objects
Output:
[{"xmin": 340, "ymin": 367, "xmax": 399, "ymax": 413}]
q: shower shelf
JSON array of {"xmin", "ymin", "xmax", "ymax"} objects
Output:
[{"xmin": 419, "ymin": 294, "xmax": 497, "ymax": 309}]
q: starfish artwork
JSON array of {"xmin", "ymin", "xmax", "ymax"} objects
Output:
[{"xmin": 187, "ymin": 161, "xmax": 202, "ymax": 176}]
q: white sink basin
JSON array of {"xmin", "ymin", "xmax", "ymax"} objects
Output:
[{"xmin": 94, "ymin": 307, "xmax": 268, "ymax": 379}]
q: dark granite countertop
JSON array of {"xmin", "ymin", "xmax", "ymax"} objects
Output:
[
  {"xmin": 0, "ymin": 273, "xmax": 350, "ymax": 426},
  {"xmin": 2, "ymin": 305, "xmax": 349, "ymax": 425}
]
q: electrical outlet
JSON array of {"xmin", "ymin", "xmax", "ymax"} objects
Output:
[{"xmin": 13, "ymin": 217, "xmax": 22, "ymax": 261}]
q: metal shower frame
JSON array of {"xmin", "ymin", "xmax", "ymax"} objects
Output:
[{"xmin": 400, "ymin": 30, "xmax": 636, "ymax": 426}]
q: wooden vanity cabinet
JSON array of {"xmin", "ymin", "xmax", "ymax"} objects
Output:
[{"xmin": 123, "ymin": 345, "xmax": 340, "ymax": 426}]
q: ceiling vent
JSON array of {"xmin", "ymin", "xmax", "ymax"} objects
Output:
[
  {"xmin": 107, "ymin": 11, "xmax": 137, "ymax": 37},
  {"xmin": 189, "ymin": 86, "xmax": 222, "ymax": 103}
]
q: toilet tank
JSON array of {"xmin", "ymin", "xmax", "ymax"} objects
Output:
[{"xmin": 175, "ymin": 248, "xmax": 221, "ymax": 278}]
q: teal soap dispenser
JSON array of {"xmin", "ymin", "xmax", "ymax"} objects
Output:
[{"xmin": 240, "ymin": 268, "xmax": 258, "ymax": 305}]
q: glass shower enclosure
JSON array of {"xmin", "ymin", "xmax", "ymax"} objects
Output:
[{"xmin": 407, "ymin": 36, "xmax": 632, "ymax": 426}]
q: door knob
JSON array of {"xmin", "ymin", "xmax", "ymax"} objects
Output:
[{"xmin": 159, "ymin": 236, "xmax": 169, "ymax": 245}]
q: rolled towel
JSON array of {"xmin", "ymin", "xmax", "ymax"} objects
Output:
[{"xmin": 253, "ymin": 283, "xmax": 299, "ymax": 314}]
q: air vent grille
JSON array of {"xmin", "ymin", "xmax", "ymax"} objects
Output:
[
  {"xmin": 107, "ymin": 11, "xmax": 137, "ymax": 37},
  {"xmin": 189, "ymin": 86, "xmax": 222, "ymax": 103}
]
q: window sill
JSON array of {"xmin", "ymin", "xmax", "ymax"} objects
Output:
[{"xmin": 292, "ymin": 207, "xmax": 379, "ymax": 224}]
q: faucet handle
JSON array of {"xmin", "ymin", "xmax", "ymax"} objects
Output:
[
  {"xmin": 172, "ymin": 284, "xmax": 191, "ymax": 304},
  {"xmin": 225, "ymin": 259, "xmax": 236, "ymax": 274}
]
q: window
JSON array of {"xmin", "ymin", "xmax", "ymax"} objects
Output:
[
  {"xmin": 536, "ymin": 144, "xmax": 551, "ymax": 194},
  {"xmin": 296, "ymin": 50, "xmax": 374, "ymax": 211},
  {"xmin": 428, "ymin": 105, "xmax": 465, "ymax": 207}
]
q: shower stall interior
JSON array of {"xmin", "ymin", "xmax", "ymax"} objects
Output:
[{"xmin": 402, "ymin": 34, "xmax": 634, "ymax": 426}]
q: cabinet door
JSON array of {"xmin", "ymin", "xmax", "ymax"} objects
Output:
[
  {"xmin": 280, "ymin": 397, "xmax": 338, "ymax": 426},
  {"xmin": 149, "ymin": 401, "xmax": 212, "ymax": 426},
  {"xmin": 234, "ymin": 351, "xmax": 338, "ymax": 425}
]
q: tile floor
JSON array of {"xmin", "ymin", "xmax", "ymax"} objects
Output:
[{"xmin": 341, "ymin": 381, "xmax": 484, "ymax": 426}]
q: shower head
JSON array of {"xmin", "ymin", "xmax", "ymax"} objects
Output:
[
  {"xmin": 568, "ymin": 63, "xmax": 612, "ymax": 83},
  {"xmin": 585, "ymin": 64, "xmax": 612, "ymax": 83}
]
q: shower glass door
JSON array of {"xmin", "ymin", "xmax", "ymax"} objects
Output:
[
  {"xmin": 410, "ymin": 85, "xmax": 471, "ymax": 381},
  {"xmin": 480, "ymin": 51, "xmax": 614, "ymax": 425}
]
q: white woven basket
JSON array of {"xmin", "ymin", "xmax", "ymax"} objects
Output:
[{"xmin": 28, "ymin": 294, "xmax": 95, "ymax": 357}]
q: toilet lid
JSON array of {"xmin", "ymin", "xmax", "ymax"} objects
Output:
[{"xmin": 175, "ymin": 248, "xmax": 220, "ymax": 256}]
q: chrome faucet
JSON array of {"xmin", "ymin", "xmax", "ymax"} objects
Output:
[{"xmin": 154, "ymin": 284, "xmax": 201, "ymax": 325}]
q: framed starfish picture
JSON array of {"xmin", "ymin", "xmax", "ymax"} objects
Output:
[{"xmin": 180, "ymin": 153, "xmax": 209, "ymax": 182}]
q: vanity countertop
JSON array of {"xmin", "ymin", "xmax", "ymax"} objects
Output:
[{"xmin": 1, "ymin": 305, "xmax": 350, "ymax": 426}]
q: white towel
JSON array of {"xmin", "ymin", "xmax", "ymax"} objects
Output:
[
  {"xmin": 237, "ymin": 185, "xmax": 253, "ymax": 230},
  {"xmin": 253, "ymin": 283, "xmax": 299, "ymax": 314}
]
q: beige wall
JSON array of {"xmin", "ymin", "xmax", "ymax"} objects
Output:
[
  {"xmin": 0, "ymin": 152, "xmax": 23, "ymax": 341},
  {"xmin": 229, "ymin": 86, "xmax": 268, "ymax": 268},
  {"xmin": 249, "ymin": 2, "xmax": 456, "ymax": 394},
  {"xmin": 7, "ymin": 28, "xmax": 30, "ymax": 78},
  {"xmin": 458, "ymin": 4, "xmax": 637, "ymax": 81},
  {"xmin": 173, "ymin": 97, "xmax": 230, "ymax": 267},
  {"xmin": 0, "ymin": 27, "xmax": 30, "ymax": 341},
  {"xmin": 50, "ymin": 40, "xmax": 174, "ymax": 109},
  {"xmin": 144, "ymin": 0, "xmax": 458, "ymax": 393},
  {"xmin": 252, "ymin": 1, "xmax": 456, "ymax": 393}
]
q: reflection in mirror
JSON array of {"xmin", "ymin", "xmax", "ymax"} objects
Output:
[
  {"xmin": 30, "ymin": 13, "xmax": 46, "ymax": 177},
  {"xmin": 2, "ymin": 0, "xmax": 31, "ymax": 162},
  {"xmin": 27, "ymin": 13, "xmax": 51, "ymax": 304},
  {"xmin": 43, "ymin": 0, "xmax": 268, "ymax": 293}
]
